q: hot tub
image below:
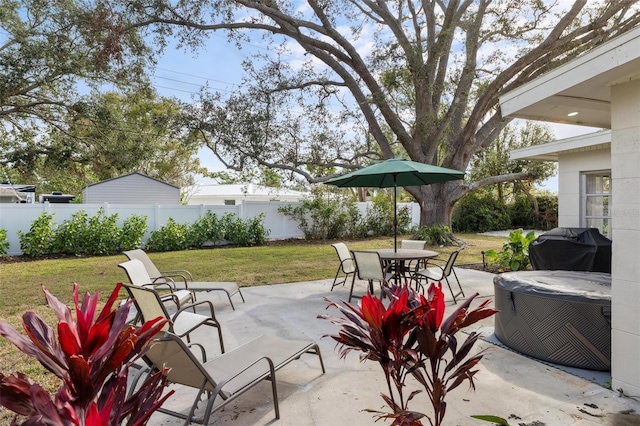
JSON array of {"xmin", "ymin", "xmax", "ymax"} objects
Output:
[{"xmin": 494, "ymin": 270, "xmax": 611, "ymax": 371}]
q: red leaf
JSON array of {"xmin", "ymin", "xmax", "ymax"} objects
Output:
[
  {"xmin": 67, "ymin": 355, "xmax": 93, "ymax": 405},
  {"xmin": 57, "ymin": 322, "xmax": 81, "ymax": 359},
  {"xmin": 0, "ymin": 373, "xmax": 37, "ymax": 416},
  {"xmin": 361, "ymin": 292, "xmax": 385, "ymax": 331}
]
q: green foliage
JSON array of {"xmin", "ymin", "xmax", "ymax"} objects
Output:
[
  {"xmin": 145, "ymin": 218, "xmax": 189, "ymax": 252},
  {"xmin": 468, "ymin": 122, "xmax": 557, "ymax": 199},
  {"xmin": 185, "ymin": 211, "xmax": 225, "ymax": 247},
  {"xmin": 53, "ymin": 208, "xmax": 147, "ymax": 255},
  {"xmin": 412, "ymin": 224, "xmax": 457, "ymax": 246},
  {"xmin": 471, "ymin": 415, "xmax": 511, "ymax": 425},
  {"xmin": 119, "ymin": 214, "xmax": 148, "ymax": 251},
  {"xmin": 221, "ymin": 213, "xmax": 269, "ymax": 247},
  {"xmin": 279, "ymin": 189, "xmax": 361, "ymax": 239},
  {"xmin": 361, "ymin": 192, "xmax": 411, "ymax": 237},
  {"xmin": 146, "ymin": 212, "xmax": 269, "ymax": 252},
  {"xmin": 280, "ymin": 188, "xmax": 411, "ymax": 240},
  {"xmin": 54, "ymin": 210, "xmax": 90, "ymax": 254},
  {"xmin": 452, "ymin": 192, "xmax": 511, "ymax": 233},
  {"xmin": 18, "ymin": 213, "xmax": 57, "ymax": 258},
  {"xmin": 485, "ymin": 229, "xmax": 537, "ymax": 271},
  {"xmin": 536, "ymin": 193, "xmax": 558, "ymax": 230},
  {"xmin": 508, "ymin": 195, "xmax": 538, "ymax": 229},
  {"xmin": 0, "ymin": 229, "xmax": 9, "ymax": 255}
]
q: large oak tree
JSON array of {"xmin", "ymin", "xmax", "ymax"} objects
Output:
[{"xmin": 123, "ymin": 0, "xmax": 639, "ymax": 225}]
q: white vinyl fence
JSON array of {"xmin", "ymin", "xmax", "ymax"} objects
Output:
[{"xmin": 0, "ymin": 201, "xmax": 420, "ymax": 255}]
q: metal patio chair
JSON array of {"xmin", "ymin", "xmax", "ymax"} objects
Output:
[
  {"xmin": 330, "ymin": 243, "xmax": 356, "ymax": 291},
  {"xmin": 410, "ymin": 246, "xmax": 466, "ymax": 303}
]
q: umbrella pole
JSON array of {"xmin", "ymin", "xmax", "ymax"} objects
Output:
[{"xmin": 393, "ymin": 183, "xmax": 398, "ymax": 252}]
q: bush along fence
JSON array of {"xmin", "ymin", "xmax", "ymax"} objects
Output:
[
  {"xmin": 15, "ymin": 209, "xmax": 270, "ymax": 258},
  {"xmin": 0, "ymin": 199, "xmax": 423, "ymax": 256}
]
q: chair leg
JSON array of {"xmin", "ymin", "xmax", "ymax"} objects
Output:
[
  {"xmin": 444, "ymin": 276, "xmax": 459, "ymax": 304},
  {"xmin": 331, "ymin": 267, "xmax": 341, "ymax": 290},
  {"xmin": 449, "ymin": 269, "xmax": 465, "ymax": 303},
  {"xmin": 348, "ymin": 273, "xmax": 357, "ymax": 303}
]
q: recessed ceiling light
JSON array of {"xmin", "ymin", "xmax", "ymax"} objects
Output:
[{"xmin": 567, "ymin": 111, "xmax": 579, "ymax": 117}]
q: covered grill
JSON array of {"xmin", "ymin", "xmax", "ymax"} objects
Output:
[{"xmin": 529, "ymin": 227, "xmax": 612, "ymax": 273}]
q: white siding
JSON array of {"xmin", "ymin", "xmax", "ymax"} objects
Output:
[
  {"xmin": 82, "ymin": 173, "xmax": 180, "ymax": 204},
  {"xmin": 557, "ymin": 146, "xmax": 611, "ymax": 228}
]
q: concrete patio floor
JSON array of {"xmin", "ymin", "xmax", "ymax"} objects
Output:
[{"xmin": 147, "ymin": 269, "xmax": 640, "ymax": 425}]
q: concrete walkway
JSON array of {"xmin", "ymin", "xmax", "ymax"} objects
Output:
[{"xmin": 147, "ymin": 269, "xmax": 640, "ymax": 425}]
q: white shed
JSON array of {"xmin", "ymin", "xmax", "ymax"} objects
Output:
[
  {"xmin": 82, "ymin": 172, "xmax": 180, "ymax": 204},
  {"xmin": 183, "ymin": 184, "xmax": 308, "ymax": 206}
]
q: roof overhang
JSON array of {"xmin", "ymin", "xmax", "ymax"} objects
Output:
[
  {"xmin": 510, "ymin": 130, "xmax": 611, "ymax": 161},
  {"xmin": 500, "ymin": 26, "xmax": 640, "ymax": 128}
]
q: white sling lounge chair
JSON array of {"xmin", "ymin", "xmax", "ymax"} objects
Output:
[
  {"xmin": 121, "ymin": 282, "xmax": 224, "ymax": 351},
  {"xmin": 131, "ymin": 331, "xmax": 325, "ymax": 424},
  {"xmin": 123, "ymin": 249, "xmax": 244, "ymax": 310},
  {"xmin": 118, "ymin": 259, "xmax": 194, "ymax": 310}
]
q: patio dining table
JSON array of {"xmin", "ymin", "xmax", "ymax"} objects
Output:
[{"xmin": 365, "ymin": 248, "xmax": 439, "ymax": 283}]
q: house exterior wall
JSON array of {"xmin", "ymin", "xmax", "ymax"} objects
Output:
[
  {"xmin": 610, "ymin": 79, "xmax": 640, "ymax": 395},
  {"xmin": 82, "ymin": 174, "xmax": 180, "ymax": 204},
  {"xmin": 187, "ymin": 194, "xmax": 303, "ymax": 205},
  {"xmin": 557, "ymin": 147, "xmax": 611, "ymax": 228}
]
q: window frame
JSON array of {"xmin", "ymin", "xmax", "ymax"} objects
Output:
[{"xmin": 580, "ymin": 170, "xmax": 611, "ymax": 238}]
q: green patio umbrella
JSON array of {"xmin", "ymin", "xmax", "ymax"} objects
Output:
[{"xmin": 324, "ymin": 158, "xmax": 465, "ymax": 251}]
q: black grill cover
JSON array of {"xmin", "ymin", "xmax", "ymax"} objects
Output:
[{"xmin": 529, "ymin": 227, "xmax": 612, "ymax": 273}]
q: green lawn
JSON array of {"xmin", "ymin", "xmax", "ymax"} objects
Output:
[{"xmin": 0, "ymin": 233, "xmax": 505, "ymax": 423}]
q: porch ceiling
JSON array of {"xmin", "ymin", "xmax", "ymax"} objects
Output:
[{"xmin": 500, "ymin": 27, "xmax": 640, "ymax": 128}]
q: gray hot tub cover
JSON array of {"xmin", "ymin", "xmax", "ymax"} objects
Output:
[{"xmin": 494, "ymin": 270, "xmax": 611, "ymax": 303}]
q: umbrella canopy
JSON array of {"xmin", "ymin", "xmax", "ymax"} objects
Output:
[{"xmin": 324, "ymin": 158, "xmax": 465, "ymax": 251}]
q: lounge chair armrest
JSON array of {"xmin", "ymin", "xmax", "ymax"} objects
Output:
[
  {"xmin": 187, "ymin": 342, "xmax": 207, "ymax": 362},
  {"xmin": 155, "ymin": 273, "xmax": 188, "ymax": 286},
  {"xmin": 175, "ymin": 299, "xmax": 217, "ymax": 318},
  {"xmin": 150, "ymin": 277, "xmax": 178, "ymax": 291},
  {"xmin": 161, "ymin": 269, "xmax": 194, "ymax": 281},
  {"xmin": 150, "ymin": 280, "xmax": 176, "ymax": 292}
]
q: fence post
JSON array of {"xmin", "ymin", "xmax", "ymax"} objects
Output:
[{"xmin": 154, "ymin": 204, "xmax": 160, "ymax": 231}]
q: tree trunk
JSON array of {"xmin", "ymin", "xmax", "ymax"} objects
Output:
[{"xmin": 411, "ymin": 183, "xmax": 460, "ymax": 227}]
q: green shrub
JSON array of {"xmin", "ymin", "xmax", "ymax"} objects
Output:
[
  {"xmin": 246, "ymin": 214, "xmax": 269, "ymax": 246},
  {"xmin": 412, "ymin": 224, "xmax": 457, "ymax": 246},
  {"xmin": 18, "ymin": 213, "xmax": 57, "ymax": 258},
  {"xmin": 0, "ymin": 228, "xmax": 9, "ymax": 255},
  {"xmin": 54, "ymin": 210, "xmax": 90, "ymax": 254},
  {"xmin": 185, "ymin": 211, "xmax": 225, "ymax": 247},
  {"xmin": 145, "ymin": 218, "xmax": 189, "ymax": 252},
  {"xmin": 84, "ymin": 209, "xmax": 121, "ymax": 255},
  {"xmin": 361, "ymin": 192, "xmax": 411, "ymax": 237},
  {"xmin": 119, "ymin": 214, "xmax": 148, "ymax": 251},
  {"xmin": 53, "ymin": 209, "xmax": 147, "ymax": 255},
  {"xmin": 279, "ymin": 189, "xmax": 360, "ymax": 239},
  {"xmin": 485, "ymin": 228, "xmax": 536, "ymax": 271},
  {"xmin": 536, "ymin": 194, "xmax": 558, "ymax": 230},
  {"xmin": 452, "ymin": 192, "xmax": 511, "ymax": 232},
  {"xmin": 508, "ymin": 195, "xmax": 538, "ymax": 230}
]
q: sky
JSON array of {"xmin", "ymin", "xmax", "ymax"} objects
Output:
[{"xmin": 146, "ymin": 21, "xmax": 602, "ymax": 194}]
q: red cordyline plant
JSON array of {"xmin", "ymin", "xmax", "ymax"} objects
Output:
[
  {"xmin": 319, "ymin": 282, "xmax": 497, "ymax": 426},
  {"xmin": 0, "ymin": 282, "xmax": 172, "ymax": 425}
]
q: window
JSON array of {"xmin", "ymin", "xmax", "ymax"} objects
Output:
[
  {"xmin": 224, "ymin": 199, "xmax": 236, "ymax": 206},
  {"xmin": 581, "ymin": 171, "xmax": 611, "ymax": 238}
]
